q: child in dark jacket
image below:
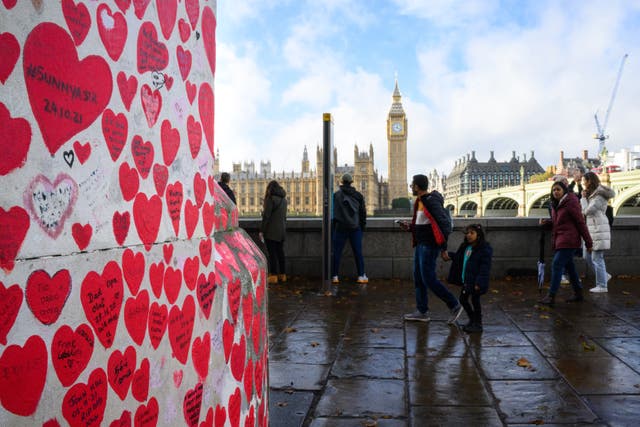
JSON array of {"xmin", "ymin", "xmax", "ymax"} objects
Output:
[{"xmin": 445, "ymin": 224, "xmax": 493, "ymax": 333}]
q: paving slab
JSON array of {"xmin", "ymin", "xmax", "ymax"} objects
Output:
[
  {"xmin": 595, "ymin": 336, "xmax": 640, "ymax": 373},
  {"xmin": 550, "ymin": 356, "xmax": 640, "ymax": 394},
  {"xmin": 342, "ymin": 327, "xmax": 404, "ymax": 348},
  {"xmin": 269, "ymin": 361, "xmax": 330, "ymax": 390},
  {"xmin": 524, "ymin": 330, "xmax": 606, "ymax": 358},
  {"xmin": 314, "ymin": 379, "xmax": 406, "ymax": 419},
  {"xmin": 472, "ymin": 346, "xmax": 558, "ymax": 380},
  {"xmin": 310, "ymin": 418, "xmax": 407, "ymax": 427},
  {"xmin": 405, "ymin": 322, "xmax": 468, "ymax": 357},
  {"xmin": 586, "ymin": 395, "xmax": 640, "ymax": 427},
  {"xmin": 332, "ymin": 347, "xmax": 405, "ymax": 379},
  {"xmin": 269, "ymin": 390, "xmax": 315, "ymax": 427},
  {"xmin": 411, "ymin": 405, "xmax": 502, "ymax": 426}
]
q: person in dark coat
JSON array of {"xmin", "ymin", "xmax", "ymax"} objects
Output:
[
  {"xmin": 445, "ymin": 224, "xmax": 492, "ymax": 333},
  {"xmin": 218, "ymin": 172, "xmax": 236, "ymax": 204},
  {"xmin": 538, "ymin": 181, "xmax": 593, "ymax": 307},
  {"xmin": 260, "ymin": 180, "xmax": 287, "ymax": 284}
]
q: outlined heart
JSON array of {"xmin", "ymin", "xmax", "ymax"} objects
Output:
[
  {"xmin": 117, "ymin": 72, "xmax": 137, "ymax": 111},
  {"xmin": 23, "ymin": 173, "xmax": 78, "ymax": 238},
  {"xmin": 62, "ymin": 368, "xmax": 107, "ymax": 427},
  {"xmin": 73, "ymin": 140, "xmax": 91, "ymax": 164},
  {"xmin": 186, "ymin": 115, "xmax": 201, "ymax": 159},
  {"xmin": 196, "ymin": 272, "xmax": 215, "ymax": 319},
  {"xmin": 124, "ymin": 290, "xmax": 149, "ymax": 346},
  {"xmin": 122, "ymin": 248, "xmax": 145, "ymax": 295},
  {"xmin": 177, "ymin": 45, "xmax": 192, "ymax": 81},
  {"xmin": 72, "ymin": 222, "xmax": 92, "ymax": 250},
  {"xmin": 0, "ymin": 282, "xmax": 23, "ymax": 345},
  {"xmin": 112, "ymin": 210, "xmax": 130, "ymax": 246},
  {"xmin": 153, "ymin": 163, "xmax": 169, "ymax": 196},
  {"xmin": 131, "ymin": 358, "xmax": 150, "ymax": 402},
  {"xmin": 156, "ymin": 0, "xmax": 177, "ymax": 40},
  {"xmin": 108, "ymin": 346, "xmax": 136, "ymax": 400},
  {"xmin": 23, "ymin": 23, "xmax": 112, "ymax": 156},
  {"xmin": 97, "ymin": 3, "xmax": 127, "ymax": 61},
  {"xmin": 161, "ymin": 119, "xmax": 180, "ymax": 166},
  {"xmin": 62, "ymin": 0, "xmax": 91, "ymax": 46},
  {"xmin": 149, "ymin": 261, "xmax": 164, "ymax": 299},
  {"xmin": 191, "ymin": 332, "xmax": 210, "ymax": 382},
  {"xmin": 25, "ymin": 269, "xmax": 71, "ymax": 325},
  {"xmin": 141, "ymin": 84, "xmax": 162, "ymax": 128},
  {"xmin": 81, "ymin": 261, "xmax": 124, "ymax": 348},
  {"xmin": 0, "ymin": 335, "xmax": 48, "ymax": 416},
  {"xmin": 198, "ymin": 82, "xmax": 214, "ymax": 157},
  {"xmin": 103, "ymin": 109, "xmax": 128, "ymax": 161},
  {"xmin": 131, "ymin": 135, "xmax": 154, "ymax": 179},
  {"xmin": 51, "ymin": 323, "xmax": 94, "ymax": 387},
  {"xmin": 133, "ymin": 193, "xmax": 162, "ymax": 250},
  {"xmin": 137, "ymin": 21, "xmax": 168, "ymax": 73},
  {"xmin": 168, "ymin": 294, "xmax": 195, "ymax": 365},
  {"xmin": 0, "ymin": 102, "xmax": 31, "ymax": 176},
  {"xmin": 119, "ymin": 162, "xmax": 139, "ymax": 201},
  {"xmin": 166, "ymin": 182, "xmax": 184, "ymax": 236},
  {"xmin": 134, "ymin": 396, "xmax": 159, "ymax": 427},
  {"xmin": 183, "ymin": 256, "xmax": 199, "ymax": 291},
  {"xmin": 0, "ymin": 32, "xmax": 20, "ymax": 84},
  {"xmin": 148, "ymin": 302, "xmax": 168, "ymax": 349},
  {"xmin": 201, "ymin": 6, "xmax": 216, "ymax": 76},
  {"xmin": 164, "ymin": 266, "xmax": 182, "ymax": 304},
  {"xmin": 183, "ymin": 382, "xmax": 203, "ymax": 427}
]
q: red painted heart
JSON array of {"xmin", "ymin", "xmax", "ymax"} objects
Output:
[
  {"xmin": 177, "ymin": 45, "xmax": 192, "ymax": 81},
  {"xmin": 244, "ymin": 406, "xmax": 255, "ymax": 427},
  {"xmin": 131, "ymin": 135, "xmax": 154, "ymax": 179},
  {"xmin": 148, "ymin": 302, "xmax": 168, "ymax": 349},
  {"xmin": 199, "ymin": 238, "xmax": 212, "ymax": 267},
  {"xmin": 149, "ymin": 261, "xmax": 164, "ymax": 299},
  {"xmin": 214, "ymin": 404, "xmax": 226, "ymax": 427},
  {"xmin": 1, "ymin": 0, "xmax": 17, "ymax": 9},
  {"xmin": 124, "ymin": 290, "xmax": 149, "ymax": 346},
  {"xmin": 166, "ymin": 181, "xmax": 184, "ymax": 236},
  {"xmin": 0, "ymin": 32, "xmax": 20, "ymax": 84},
  {"xmin": 192, "ymin": 332, "xmax": 210, "ymax": 382},
  {"xmin": 156, "ymin": 0, "xmax": 178, "ymax": 40},
  {"xmin": 122, "ymin": 248, "xmax": 145, "ymax": 295},
  {"xmin": 168, "ymin": 294, "xmax": 195, "ymax": 365},
  {"xmin": 243, "ymin": 358, "xmax": 253, "ymax": 400},
  {"xmin": 112, "ymin": 210, "xmax": 130, "ymax": 246},
  {"xmin": 73, "ymin": 140, "xmax": 91, "ymax": 164},
  {"xmin": 200, "ymin": 407, "xmax": 213, "ymax": 427},
  {"xmin": 108, "ymin": 346, "xmax": 136, "ymax": 400},
  {"xmin": 173, "ymin": 369, "xmax": 183, "ymax": 388},
  {"xmin": 228, "ymin": 387, "xmax": 241, "ymax": 427},
  {"xmin": 117, "ymin": 72, "xmax": 137, "ymax": 111},
  {"xmin": 72, "ymin": 222, "xmax": 93, "ymax": 250},
  {"xmin": 103, "ymin": 109, "xmax": 129, "ymax": 161},
  {"xmin": 81, "ymin": 261, "xmax": 124, "ymax": 348},
  {"xmin": 109, "ymin": 410, "xmax": 131, "ymax": 427},
  {"xmin": 185, "ymin": 80, "xmax": 197, "ymax": 104},
  {"xmin": 62, "ymin": 0, "xmax": 91, "ymax": 46},
  {"xmin": 97, "ymin": 4, "xmax": 128, "ymax": 61},
  {"xmin": 153, "ymin": 163, "xmax": 169, "ymax": 197},
  {"xmin": 24, "ymin": 23, "xmax": 112, "ymax": 156},
  {"xmin": 62, "ymin": 368, "xmax": 108, "ymax": 427},
  {"xmin": 25, "ymin": 268, "xmax": 71, "ymax": 325},
  {"xmin": 115, "ymin": 0, "xmax": 130, "ymax": 14},
  {"xmin": 51, "ymin": 323, "xmax": 94, "ymax": 387},
  {"xmin": 185, "ymin": 0, "xmax": 200, "ymax": 29},
  {"xmin": 202, "ymin": 6, "xmax": 216, "ymax": 76},
  {"xmin": 0, "ymin": 102, "xmax": 31, "ymax": 176},
  {"xmin": 194, "ymin": 172, "xmax": 206, "ymax": 208},
  {"xmin": 183, "ymin": 256, "xmax": 199, "ymax": 290},
  {"xmin": 230, "ymin": 334, "xmax": 246, "ymax": 382},
  {"xmin": 178, "ymin": 18, "xmax": 191, "ymax": 43},
  {"xmin": 134, "ymin": 396, "xmax": 159, "ymax": 427},
  {"xmin": 161, "ymin": 119, "xmax": 180, "ymax": 166},
  {"xmin": 242, "ymin": 292, "xmax": 254, "ymax": 338},
  {"xmin": 119, "ymin": 162, "xmax": 139, "ymax": 201},
  {"xmin": 133, "ymin": 193, "xmax": 162, "ymax": 250},
  {"xmin": 141, "ymin": 84, "xmax": 162, "ymax": 128},
  {"xmin": 186, "ymin": 115, "xmax": 202, "ymax": 159},
  {"xmin": 198, "ymin": 82, "xmax": 214, "ymax": 157},
  {"xmin": 254, "ymin": 357, "xmax": 264, "ymax": 398},
  {"xmin": 163, "ymin": 243, "xmax": 173, "ymax": 263},
  {"xmin": 131, "ymin": 358, "xmax": 150, "ymax": 403},
  {"xmin": 202, "ymin": 202, "xmax": 214, "ymax": 236},
  {"xmin": 222, "ymin": 319, "xmax": 234, "ymax": 363},
  {"xmin": 196, "ymin": 272, "xmax": 216, "ymax": 319},
  {"xmin": 0, "ymin": 281, "xmax": 22, "ymax": 345},
  {"xmin": 133, "ymin": 0, "xmax": 151, "ymax": 20},
  {"xmin": 0, "ymin": 206, "xmax": 29, "ymax": 273},
  {"xmin": 183, "ymin": 382, "xmax": 204, "ymax": 427},
  {"xmin": 164, "ymin": 266, "xmax": 182, "ymax": 304},
  {"xmin": 227, "ymin": 277, "xmax": 241, "ymax": 324},
  {"xmin": 137, "ymin": 21, "xmax": 168, "ymax": 73},
  {"xmin": 185, "ymin": 199, "xmax": 199, "ymax": 239}
]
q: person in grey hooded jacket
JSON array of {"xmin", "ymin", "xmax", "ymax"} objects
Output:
[
  {"xmin": 580, "ymin": 172, "xmax": 616, "ymax": 293},
  {"xmin": 260, "ymin": 180, "xmax": 288, "ymax": 284}
]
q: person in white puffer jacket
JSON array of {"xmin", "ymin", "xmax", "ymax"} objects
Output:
[{"xmin": 580, "ymin": 172, "xmax": 616, "ymax": 293}]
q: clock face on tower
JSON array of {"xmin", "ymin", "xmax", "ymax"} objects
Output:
[{"xmin": 392, "ymin": 122, "xmax": 403, "ymax": 133}]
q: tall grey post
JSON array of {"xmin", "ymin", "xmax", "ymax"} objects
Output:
[{"xmin": 322, "ymin": 113, "xmax": 334, "ymax": 292}]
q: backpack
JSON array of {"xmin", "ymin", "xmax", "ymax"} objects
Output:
[
  {"xmin": 335, "ymin": 190, "xmax": 360, "ymax": 229},
  {"xmin": 605, "ymin": 205, "xmax": 614, "ymax": 226}
]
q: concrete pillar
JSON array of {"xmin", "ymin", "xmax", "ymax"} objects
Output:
[{"xmin": 1, "ymin": 2, "xmax": 267, "ymax": 426}]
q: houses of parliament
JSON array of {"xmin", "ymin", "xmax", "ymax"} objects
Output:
[{"xmin": 214, "ymin": 81, "xmax": 410, "ymax": 216}]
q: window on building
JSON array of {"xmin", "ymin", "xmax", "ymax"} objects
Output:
[
  {"xmin": 361, "ymin": 166, "xmax": 366, "ymax": 173},
  {"xmin": 295, "ymin": 197, "xmax": 300, "ymax": 205},
  {"xmin": 305, "ymin": 197, "xmax": 310, "ymax": 204},
  {"xmin": 304, "ymin": 182, "xmax": 309, "ymax": 192},
  {"xmin": 241, "ymin": 198, "xmax": 246, "ymax": 206},
  {"xmin": 361, "ymin": 181, "xmax": 366, "ymax": 191},
  {"xmin": 249, "ymin": 197, "xmax": 254, "ymax": 205}
]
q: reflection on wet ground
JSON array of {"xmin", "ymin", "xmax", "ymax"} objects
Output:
[{"xmin": 268, "ymin": 276, "xmax": 640, "ymax": 426}]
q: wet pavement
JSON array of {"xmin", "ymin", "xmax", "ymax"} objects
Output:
[{"xmin": 267, "ymin": 275, "xmax": 640, "ymax": 426}]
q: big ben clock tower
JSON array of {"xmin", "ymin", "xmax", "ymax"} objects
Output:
[{"xmin": 387, "ymin": 78, "xmax": 408, "ymax": 204}]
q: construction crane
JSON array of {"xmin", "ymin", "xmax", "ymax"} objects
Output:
[{"xmin": 594, "ymin": 53, "xmax": 628, "ymax": 159}]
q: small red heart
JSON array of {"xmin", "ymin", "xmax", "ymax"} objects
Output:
[
  {"xmin": 149, "ymin": 261, "xmax": 165, "ymax": 299},
  {"xmin": 112, "ymin": 210, "xmax": 130, "ymax": 246},
  {"xmin": 164, "ymin": 266, "xmax": 182, "ymax": 304},
  {"xmin": 244, "ymin": 406, "xmax": 255, "ymax": 427},
  {"xmin": 25, "ymin": 269, "xmax": 71, "ymax": 325},
  {"xmin": 186, "ymin": 115, "xmax": 202, "ymax": 159},
  {"xmin": 1, "ymin": 0, "xmax": 17, "ymax": 9},
  {"xmin": 109, "ymin": 410, "xmax": 131, "ymax": 427},
  {"xmin": 242, "ymin": 292, "xmax": 254, "ymax": 338},
  {"xmin": 124, "ymin": 290, "xmax": 149, "ymax": 346},
  {"xmin": 161, "ymin": 119, "xmax": 180, "ymax": 166},
  {"xmin": 228, "ymin": 388, "xmax": 241, "ymax": 427},
  {"xmin": 122, "ymin": 248, "xmax": 145, "ymax": 295},
  {"xmin": 62, "ymin": 0, "xmax": 91, "ymax": 46},
  {"xmin": 117, "ymin": 72, "xmax": 138, "ymax": 111},
  {"xmin": 183, "ymin": 382, "xmax": 204, "ymax": 427},
  {"xmin": 199, "ymin": 407, "xmax": 213, "ymax": 427},
  {"xmin": 0, "ymin": 282, "xmax": 22, "ymax": 345},
  {"xmin": 202, "ymin": 202, "xmax": 214, "ymax": 236},
  {"xmin": 183, "ymin": 256, "xmax": 199, "ymax": 291},
  {"xmin": 0, "ymin": 335, "xmax": 48, "ymax": 416},
  {"xmin": 81, "ymin": 261, "xmax": 124, "ymax": 348},
  {"xmin": 153, "ymin": 163, "xmax": 169, "ymax": 197},
  {"xmin": 119, "ymin": 162, "xmax": 139, "ymax": 201},
  {"xmin": 156, "ymin": 0, "xmax": 178, "ymax": 40},
  {"xmin": 254, "ymin": 357, "xmax": 264, "ymax": 398},
  {"xmin": 137, "ymin": 21, "xmax": 168, "ymax": 73},
  {"xmin": 62, "ymin": 368, "xmax": 108, "ymax": 426},
  {"xmin": 72, "ymin": 222, "xmax": 93, "ymax": 251},
  {"xmin": 191, "ymin": 332, "xmax": 210, "ymax": 382},
  {"xmin": 168, "ymin": 295, "xmax": 195, "ymax": 365},
  {"xmin": 131, "ymin": 135, "xmax": 154, "ymax": 179},
  {"xmin": 97, "ymin": 3, "xmax": 127, "ymax": 61},
  {"xmin": 243, "ymin": 358, "xmax": 254, "ymax": 400},
  {"xmin": 51, "ymin": 323, "xmax": 94, "ymax": 387},
  {"xmin": 0, "ymin": 102, "xmax": 31, "ymax": 176},
  {"xmin": 131, "ymin": 358, "xmax": 150, "ymax": 402},
  {"xmin": 207, "ymin": 176, "xmax": 215, "ymax": 196},
  {"xmin": 103, "ymin": 109, "xmax": 129, "ymax": 161},
  {"xmin": 230, "ymin": 334, "xmax": 246, "ymax": 382},
  {"xmin": 166, "ymin": 182, "xmax": 184, "ymax": 236},
  {"xmin": 164, "ymin": 73, "xmax": 174, "ymax": 90},
  {"xmin": 73, "ymin": 141, "xmax": 91, "ymax": 164},
  {"xmin": 133, "ymin": 193, "xmax": 162, "ymax": 250},
  {"xmin": 214, "ymin": 404, "xmax": 226, "ymax": 427},
  {"xmin": 178, "ymin": 18, "xmax": 191, "ymax": 43},
  {"xmin": 0, "ymin": 33, "xmax": 20, "ymax": 84},
  {"xmin": 141, "ymin": 84, "xmax": 162, "ymax": 128},
  {"xmin": 199, "ymin": 82, "xmax": 215, "ymax": 157},
  {"xmin": 134, "ymin": 397, "xmax": 159, "ymax": 427},
  {"xmin": 115, "ymin": 0, "xmax": 130, "ymax": 14},
  {"xmin": 173, "ymin": 369, "xmax": 183, "ymax": 388},
  {"xmin": 185, "ymin": 199, "xmax": 199, "ymax": 239},
  {"xmin": 0, "ymin": 206, "xmax": 30, "ymax": 273},
  {"xmin": 196, "ymin": 272, "xmax": 216, "ymax": 319},
  {"xmin": 185, "ymin": 80, "xmax": 197, "ymax": 104},
  {"xmin": 193, "ymin": 172, "xmax": 206, "ymax": 208},
  {"xmin": 199, "ymin": 238, "xmax": 212, "ymax": 267},
  {"xmin": 222, "ymin": 319, "xmax": 234, "ymax": 363},
  {"xmin": 148, "ymin": 302, "xmax": 168, "ymax": 349},
  {"xmin": 177, "ymin": 45, "xmax": 192, "ymax": 81},
  {"xmin": 202, "ymin": 6, "xmax": 216, "ymax": 76},
  {"xmin": 108, "ymin": 346, "xmax": 136, "ymax": 400},
  {"xmin": 163, "ymin": 243, "xmax": 174, "ymax": 263},
  {"xmin": 133, "ymin": 0, "xmax": 151, "ymax": 20}
]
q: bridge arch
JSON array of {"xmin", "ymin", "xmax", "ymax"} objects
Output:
[
  {"xmin": 459, "ymin": 201, "xmax": 477, "ymax": 217},
  {"xmin": 614, "ymin": 184, "xmax": 640, "ymax": 215},
  {"xmin": 527, "ymin": 191, "xmax": 551, "ymax": 217},
  {"xmin": 484, "ymin": 197, "xmax": 519, "ymax": 217}
]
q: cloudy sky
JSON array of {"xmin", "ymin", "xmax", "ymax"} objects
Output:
[{"xmin": 215, "ymin": 0, "xmax": 640, "ymax": 180}]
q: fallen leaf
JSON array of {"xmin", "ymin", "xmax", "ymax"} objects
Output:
[
  {"xmin": 539, "ymin": 314, "xmax": 550, "ymax": 319},
  {"xmin": 491, "ymin": 289, "xmax": 500, "ymax": 294},
  {"xmin": 277, "ymin": 401, "xmax": 288, "ymax": 407},
  {"xmin": 581, "ymin": 341, "xmax": 596, "ymax": 352},
  {"xmin": 622, "ymin": 291, "xmax": 631, "ymax": 295},
  {"xmin": 284, "ymin": 327, "xmax": 297, "ymax": 333},
  {"xmin": 517, "ymin": 357, "xmax": 532, "ymax": 368},
  {"xmin": 310, "ymin": 341, "xmax": 320, "ymax": 347},
  {"xmin": 370, "ymin": 328, "xmax": 379, "ymax": 333}
]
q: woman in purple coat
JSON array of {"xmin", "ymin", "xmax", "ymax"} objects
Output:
[{"xmin": 539, "ymin": 181, "xmax": 593, "ymax": 307}]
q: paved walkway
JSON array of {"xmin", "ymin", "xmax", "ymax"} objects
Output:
[{"xmin": 267, "ymin": 275, "xmax": 640, "ymax": 426}]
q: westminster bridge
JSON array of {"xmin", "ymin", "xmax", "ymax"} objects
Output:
[{"xmin": 445, "ymin": 169, "xmax": 640, "ymax": 217}]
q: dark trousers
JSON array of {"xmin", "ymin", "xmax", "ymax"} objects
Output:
[
  {"xmin": 265, "ymin": 239, "xmax": 285, "ymax": 275},
  {"xmin": 459, "ymin": 286, "xmax": 482, "ymax": 324}
]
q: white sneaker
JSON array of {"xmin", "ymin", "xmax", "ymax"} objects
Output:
[
  {"xmin": 331, "ymin": 276, "xmax": 339, "ymax": 284},
  {"xmin": 357, "ymin": 274, "xmax": 368, "ymax": 284},
  {"xmin": 589, "ymin": 286, "xmax": 608, "ymax": 293},
  {"xmin": 606, "ymin": 273, "xmax": 612, "ymax": 283},
  {"xmin": 404, "ymin": 311, "xmax": 430, "ymax": 322},
  {"xmin": 448, "ymin": 305, "xmax": 464, "ymax": 324},
  {"xmin": 560, "ymin": 275, "xmax": 570, "ymax": 284}
]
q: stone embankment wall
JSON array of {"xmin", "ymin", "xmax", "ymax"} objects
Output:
[{"xmin": 1, "ymin": 1, "xmax": 267, "ymax": 426}]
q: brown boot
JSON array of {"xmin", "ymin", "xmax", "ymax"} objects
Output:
[
  {"xmin": 538, "ymin": 293, "xmax": 555, "ymax": 307},
  {"xmin": 278, "ymin": 274, "xmax": 287, "ymax": 283},
  {"xmin": 267, "ymin": 274, "xmax": 278, "ymax": 284}
]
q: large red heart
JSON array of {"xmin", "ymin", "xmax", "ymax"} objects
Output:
[
  {"xmin": 183, "ymin": 382, "xmax": 204, "ymax": 427},
  {"xmin": 108, "ymin": 346, "xmax": 136, "ymax": 400},
  {"xmin": 62, "ymin": 368, "xmax": 107, "ymax": 427},
  {"xmin": 214, "ymin": 404, "xmax": 226, "ymax": 427},
  {"xmin": 161, "ymin": 119, "xmax": 180, "ymax": 166},
  {"xmin": 196, "ymin": 272, "xmax": 216, "ymax": 319},
  {"xmin": 117, "ymin": 72, "xmax": 137, "ymax": 111},
  {"xmin": 185, "ymin": 199, "xmax": 199, "ymax": 238},
  {"xmin": 0, "ymin": 335, "xmax": 48, "ymax": 416},
  {"xmin": 137, "ymin": 21, "xmax": 168, "ymax": 73},
  {"xmin": 134, "ymin": 396, "xmax": 159, "ymax": 427},
  {"xmin": 0, "ymin": 206, "xmax": 29, "ymax": 273},
  {"xmin": 25, "ymin": 268, "xmax": 71, "ymax": 325},
  {"xmin": 51, "ymin": 323, "xmax": 94, "ymax": 387},
  {"xmin": 133, "ymin": 0, "xmax": 151, "ymax": 19},
  {"xmin": 168, "ymin": 294, "xmax": 195, "ymax": 364},
  {"xmin": 153, "ymin": 163, "xmax": 169, "ymax": 197},
  {"xmin": 0, "ymin": 282, "xmax": 22, "ymax": 345},
  {"xmin": 97, "ymin": 4, "xmax": 128, "ymax": 61},
  {"xmin": 23, "ymin": 23, "xmax": 112, "ymax": 156},
  {"xmin": 141, "ymin": 84, "xmax": 162, "ymax": 128},
  {"xmin": 122, "ymin": 248, "xmax": 145, "ymax": 295},
  {"xmin": 178, "ymin": 18, "xmax": 191, "ymax": 43},
  {"xmin": 156, "ymin": 0, "xmax": 177, "ymax": 40},
  {"xmin": 164, "ymin": 266, "xmax": 182, "ymax": 304},
  {"xmin": 103, "ymin": 109, "xmax": 129, "ymax": 161},
  {"xmin": 185, "ymin": 0, "xmax": 200, "ymax": 29},
  {"xmin": 0, "ymin": 32, "xmax": 20, "ymax": 84},
  {"xmin": 131, "ymin": 135, "xmax": 154, "ymax": 179},
  {"xmin": 119, "ymin": 162, "xmax": 139, "ymax": 201},
  {"xmin": 148, "ymin": 302, "xmax": 168, "ymax": 349},
  {"xmin": 192, "ymin": 332, "xmax": 210, "ymax": 382},
  {"xmin": 228, "ymin": 387, "xmax": 241, "ymax": 427},
  {"xmin": 124, "ymin": 290, "xmax": 149, "ymax": 346},
  {"xmin": 72, "ymin": 222, "xmax": 93, "ymax": 250},
  {"xmin": 149, "ymin": 261, "xmax": 164, "ymax": 299},
  {"xmin": 186, "ymin": 115, "xmax": 201, "ymax": 159},
  {"xmin": 73, "ymin": 140, "xmax": 91, "ymax": 164},
  {"xmin": 183, "ymin": 256, "xmax": 199, "ymax": 291},
  {"xmin": 81, "ymin": 261, "xmax": 124, "ymax": 348},
  {"xmin": 243, "ymin": 358, "xmax": 254, "ymax": 401},
  {"xmin": 131, "ymin": 358, "xmax": 150, "ymax": 402},
  {"xmin": 62, "ymin": 0, "xmax": 91, "ymax": 46},
  {"xmin": 198, "ymin": 82, "xmax": 214, "ymax": 157},
  {"xmin": 112, "ymin": 210, "xmax": 130, "ymax": 246},
  {"xmin": 177, "ymin": 45, "xmax": 192, "ymax": 81},
  {"xmin": 201, "ymin": 6, "xmax": 216, "ymax": 76},
  {"xmin": 230, "ymin": 334, "xmax": 246, "ymax": 382},
  {"xmin": 222, "ymin": 319, "xmax": 234, "ymax": 363},
  {"xmin": 193, "ymin": 172, "xmax": 206, "ymax": 208},
  {"xmin": 133, "ymin": 193, "xmax": 162, "ymax": 251},
  {"xmin": 166, "ymin": 182, "xmax": 184, "ymax": 236},
  {"xmin": 0, "ymin": 101, "xmax": 31, "ymax": 177},
  {"xmin": 24, "ymin": 173, "xmax": 78, "ymax": 238},
  {"xmin": 199, "ymin": 238, "xmax": 212, "ymax": 267}
]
